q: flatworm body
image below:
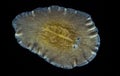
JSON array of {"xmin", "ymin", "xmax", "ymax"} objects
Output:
[{"xmin": 12, "ymin": 5, "xmax": 100, "ymax": 69}]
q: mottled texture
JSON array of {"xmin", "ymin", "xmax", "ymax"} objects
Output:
[{"xmin": 12, "ymin": 6, "xmax": 100, "ymax": 69}]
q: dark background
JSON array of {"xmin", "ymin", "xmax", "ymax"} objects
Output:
[{"xmin": 3, "ymin": 0, "xmax": 117, "ymax": 75}]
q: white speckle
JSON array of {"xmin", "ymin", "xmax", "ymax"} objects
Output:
[
  {"xmin": 72, "ymin": 44, "xmax": 78, "ymax": 49},
  {"xmin": 58, "ymin": 7, "xmax": 61, "ymax": 11},
  {"xmin": 43, "ymin": 55, "xmax": 47, "ymax": 59},
  {"xmin": 76, "ymin": 37, "xmax": 80, "ymax": 44},
  {"xmin": 31, "ymin": 11, "xmax": 35, "ymax": 17},
  {"xmin": 91, "ymin": 51, "xmax": 96, "ymax": 55},
  {"xmin": 38, "ymin": 51, "xmax": 42, "ymax": 55},
  {"xmin": 94, "ymin": 47, "xmax": 98, "ymax": 51},
  {"xmin": 74, "ymin": 10, "xmax": 77, "ymax": 14},
  {"xmin": 85, "ymin": 21, "xmax": 93, "ymax": 26},
  {"xmin": 73, "ymin": 60, "xmax": 77, "ymax": 66},
  {"xmin": 48, "ymin": 7, "xmax": 51, "ymax": 13},
  {"xmin": 87, "ymin": 17, "xmax": 91, "ymax": 20},
  {"xmin": 87, "ymin": 26, "xmax": 96, "ymax": 32},
  {"xmin": 63, "ymin": 8, "xmax": 67, "ymax": 15},
  {"xmin": 18, "ymin": 41, "xmax": 22, "ymax": 44},
  {"xmin": 89, "ymin": 34, "xmax": 98, "ymax": 38},
  {"xmin": 15, "ymin": 33, "xmax": 23, "ymax": 37}
]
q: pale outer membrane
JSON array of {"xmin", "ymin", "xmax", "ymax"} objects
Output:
[{"xmin": 12, "ymin": 5, "xmax": 100, "ymax": 69}]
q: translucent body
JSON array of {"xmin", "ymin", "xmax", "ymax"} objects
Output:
[{"xmin": 12, "ymin": 6, "xmax": 100, "ymax": 69}]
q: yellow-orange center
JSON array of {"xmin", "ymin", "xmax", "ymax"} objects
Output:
[{"xmin": 40, "ymin": 21, "xmax": 78, "ymax": 50}]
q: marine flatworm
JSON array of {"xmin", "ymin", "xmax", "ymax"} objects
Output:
[{"xmin": 12, "ymin": 5, "xmax": 100, "ymax": 69}]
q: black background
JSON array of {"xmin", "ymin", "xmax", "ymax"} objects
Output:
[{"xmin": 3, "ymin": 0, "xmax": 117, "ymax": 75}]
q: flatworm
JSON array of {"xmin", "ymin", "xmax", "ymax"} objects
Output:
[{"xmin": 12, "ymin": 5, "xmax": 100, "ymax": 69}]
